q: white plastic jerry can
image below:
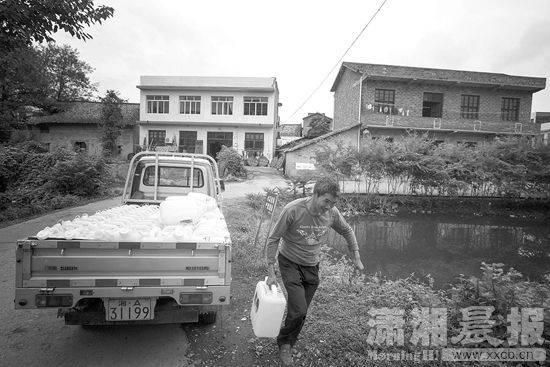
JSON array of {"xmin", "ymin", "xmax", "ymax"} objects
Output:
[{"xmin": 250, "ymin": 277, "xmax": 287, "ymax": 338}]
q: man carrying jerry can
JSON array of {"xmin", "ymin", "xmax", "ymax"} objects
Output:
[{"xmin": 266, "ymin": 177, "xmax": 364, "ymax": 366}]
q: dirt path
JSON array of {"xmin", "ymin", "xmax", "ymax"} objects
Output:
[
  {"xmin": 222, "ymin": 166, "xmax": 288, "ymax": 199},
  {"xmin": 183, "ymin": 269, "xmax": 280, "ymax": 367}
]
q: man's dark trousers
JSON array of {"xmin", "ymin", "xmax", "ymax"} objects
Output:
[{"xmin": 277, "ymin": 253, "xmax": 319, "ymax": 347}]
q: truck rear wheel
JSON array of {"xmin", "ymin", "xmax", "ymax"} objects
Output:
[{"xmin": 198, "ymin": 311, "xmax": 217, "ymax": 325}]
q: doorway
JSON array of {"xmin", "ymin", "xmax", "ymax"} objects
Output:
[
  {"xmin": 422, "ymin": 92, "xmax": 443, "ymax": 118},
  {"xmin": 179, "ymin": 131, "xmax": 197, "ymax": 153},
  {"xmin": 207, "ymin": 131, "xmax": 233, "ymax": 159}
]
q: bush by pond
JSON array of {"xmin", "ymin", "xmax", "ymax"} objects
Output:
[{"xmin": 314, "ymin": 135, "xmax": 550, "ymax": 199}]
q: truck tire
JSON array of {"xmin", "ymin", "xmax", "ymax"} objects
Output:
[{"xmin": 198, "ymin": 311, "xmax": 217, "ymax": 325}]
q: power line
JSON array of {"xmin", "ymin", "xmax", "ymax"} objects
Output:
[{"xmin": 283, "ymin": 0, "xmax": 389, "ymax": 124}]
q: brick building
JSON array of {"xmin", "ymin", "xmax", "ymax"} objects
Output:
[
  {"xmin": 535, "ymin": 112, "xmax": 550, "ymax": 145},
  {"xmin": 277, "ymin": 123, "xmax": 302, "ymax": 146},
  {"xmin": 28, "ymin": 101, "xmax": 139, "ymax": 159},
  {"xmin": 535, "ymin": 112, "xmax": 550, "ymax": 124},
  {"xmin": 331, "ymin": 62, "xmax": 546, "ymax": 144},
  {"xmin": 283, "ymin": 124, "xmax": 360, "ymax": 177}
]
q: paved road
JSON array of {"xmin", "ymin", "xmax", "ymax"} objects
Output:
[{"xmin": 0, "ymin": 167, "xmax": 287, "ymax": 367}]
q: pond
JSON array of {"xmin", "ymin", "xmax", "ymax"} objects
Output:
[{"xmin": 328, "ymin": 214, "xmax": 550, "ymax": 288}]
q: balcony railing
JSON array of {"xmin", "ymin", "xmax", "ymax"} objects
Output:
[{"xmin": 361, "ymin": 104, "xmax": 539, "ymax": 135}]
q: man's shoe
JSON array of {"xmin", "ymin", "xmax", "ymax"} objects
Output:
[{"xmin": 279, "ymin": 344, "xmax": 293, "ymax": 366}]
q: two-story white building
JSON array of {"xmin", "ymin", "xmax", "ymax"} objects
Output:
[{"xmin": 137, "ymin": 76, "xmax": 279, "ymax": 161}]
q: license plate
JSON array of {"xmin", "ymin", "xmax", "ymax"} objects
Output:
[{"xmin": 106, "ymin": 298, "xmax": 153, "ymax": 321}]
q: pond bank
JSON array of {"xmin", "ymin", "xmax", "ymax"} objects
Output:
[
  {"xmin": 185, "ymin": 196, "xmax": 550, "ymax": 366},
  {"xmin": 339, "ymin": 194, "xmax": 550, "ymax": 221}
]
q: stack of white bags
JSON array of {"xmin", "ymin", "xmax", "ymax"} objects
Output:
[{"xmin": 35, "ymin": 193, "xmax": 230, "ymax": 243}]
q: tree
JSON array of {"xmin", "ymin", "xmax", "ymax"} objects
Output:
[
  {"xmin": 0, "ymin": 0, "xmax": 113, "ymax": 141},
  {"xmin": 0, "ymin": 0, "xmax": 114, "ymax": 51},
  {"xmin": 306, "ymin": 115, "xmax": 332, "ymax": 138},
  {"xmin": 0, "ymin": 44, "xmax": 97, "ymax": 141},
  {"xmin": 0, "ymin": 46, "xmax": 49, "ymax": 140},
  {"xmin": 41, "ymin": 44, "xmax": 97, "ymax": 102},
  {"xmin": 100, "ymin": 90, "xmax": 126, "ymax": 157}
]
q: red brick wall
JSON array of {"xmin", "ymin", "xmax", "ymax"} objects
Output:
[
  {"xmin": 333, "ymin": 68, "xmax": 361, "ymax": 130},
  {"xmin": 361, "ymin": 79, "xmax": 533, "ymax": 123}
]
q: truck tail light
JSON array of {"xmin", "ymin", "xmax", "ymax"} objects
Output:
[
  {"xmin": 35, "ymin": 294, "xmax": 73, "ymax": 307},
  {"xmin": 179, "ymin": 292, "xmax": 212, "ymax": 304}
]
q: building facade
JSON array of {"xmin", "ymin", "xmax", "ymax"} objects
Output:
[
  {"xmin": 137, "ymin": 76, "xmax": 279, "ymax": 161},
  {"xmin": 331, "ymin": 62, "xmax": 546, "ymax": 144},
  {"xmin": 28, "ymin": 101, "xmax": 139, "ymax": 159}
]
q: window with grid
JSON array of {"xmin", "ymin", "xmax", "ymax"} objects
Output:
[
  {"xmin": 461, "ymin": 95, "xmax": 480, "ymax": 119},
  {"xmin": 244, "ymin": 133, "xmax": 264, "ymax": 150},
  {"xmin": 147, "ymin": 95, "xmax": 169, "ymax": 114},
  {"xmin": 143, "ymin": 166, "xmax": 204, "ymax": 188},
  {"xmin": 501, "ymin": 98, "xmax": 520, "ymax": 121},
  {"xmin": 374, "ymin": 89, "xmax": 395, "ymax": 114},
  {"xmin": 148, "ymin": 130, "xmax": 166, "ymax": 146},
  {"xmin": 244, "ymin": 97, "xmax": 268, "ymax": 116},
  {"xmin": 211, "ymin": 96, "xmax": 233, "ymax": 115},
  {"xmin": 179, "ymin": 96, "xmax": 201, "ymax": 114}
]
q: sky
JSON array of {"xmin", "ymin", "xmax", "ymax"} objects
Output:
[{"xmin": 53, "ymin": 0, "xmax": 550, "ymax": 124}]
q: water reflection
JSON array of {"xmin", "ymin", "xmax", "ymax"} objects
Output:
[{"xmin": 328, "ymin": 215, "xmax": 550, "ymax": 288}]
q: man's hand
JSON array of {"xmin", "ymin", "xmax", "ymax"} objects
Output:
[
  {"xmin": 266, "ymin": 264, "xmax": 278, "ymax": 287},
  {"xmin": 352, "ymin": 250, "xmax": 364, "ymax": 271}
]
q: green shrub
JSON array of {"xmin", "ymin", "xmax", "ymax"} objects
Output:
[
  {"xmin": 314, "ymin": 134, "xmax": 550, "ymax": 199},
  {"xmin": 0, "ymin": 144, "xmax": 114, "ymax": 222},
  {"xmin": 216, "ymin": 145, "xmax": 246, "ymax": 178},
  {"xmin": 45, "ymin": 152, "xmax": 111, "ymax": 196}
]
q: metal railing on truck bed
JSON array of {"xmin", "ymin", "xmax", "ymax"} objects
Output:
[{"xmin": 122, "ymin": 151, "xmax": 224, "ymax": 204}]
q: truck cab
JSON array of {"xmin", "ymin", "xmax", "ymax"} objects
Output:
[{"xmin": 124, "ymin": 152, "xmax": 225, "ymax": 203}]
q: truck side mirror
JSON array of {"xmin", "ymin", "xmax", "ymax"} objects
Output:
[{"xmin": 220, "ymin": 179, "xmax": 225, "ymax": 192}]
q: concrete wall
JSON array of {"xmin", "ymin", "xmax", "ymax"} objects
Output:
[
  {"xmin": 361, "ymin": 79, "xmax": 533, "ymax": 123},
  {"xmin": 333, "ymin": 68, "xmax": 361, "ymax": 130},
  {"xmin": 31, "ymin": 124, "xmax": 135, "ymax": 159},
  {"xmin": 139, "ymin": 124, "xmax": 275, "ymax": 160},
  {"xmin": 284, "ymin": 126, "xmax": 359, "ymax": 177},
  {"xmin": 139, "ymin": 89, "xmax": 276, "ymax": 126}
]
